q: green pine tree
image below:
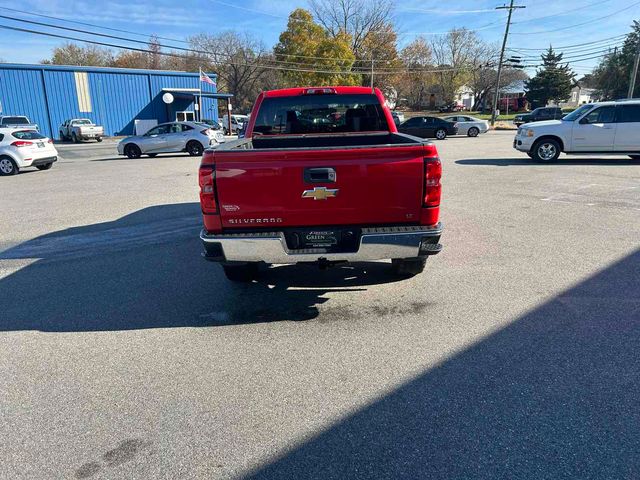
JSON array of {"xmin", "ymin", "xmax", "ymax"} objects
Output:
[{"xmin": 525, "ymin": 47, "xmax": 575, "ymax": 108}]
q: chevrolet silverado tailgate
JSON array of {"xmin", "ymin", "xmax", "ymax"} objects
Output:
[{"xmin": 214, "ymin": 144, "xmax": 426, "ymax": 228}]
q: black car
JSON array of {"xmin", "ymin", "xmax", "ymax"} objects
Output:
[
  {"xmin": 514, "ymin": 107, "xmax": 563, "ymax": 127},
  {"xmin": 398, "ymin": 116, "xmax": 458, "ymax": 140}
]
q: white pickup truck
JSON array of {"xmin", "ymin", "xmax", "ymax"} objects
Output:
[
  {"xmin": 514, "ymin": 100, "xmax": 640, "ymax": 162},
  {"xmin": 59, "ymin": 118, "xmax": 104, "ymax": 143},
  {"xmin": 0, "ymin": 115, "xmax": 39, "ymax": 131}
]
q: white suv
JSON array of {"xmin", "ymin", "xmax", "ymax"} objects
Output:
[{"xmin": 514, "ymin": 100, "xmax": 640, "ymax": 162}]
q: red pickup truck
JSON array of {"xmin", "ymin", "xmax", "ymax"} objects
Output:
[{"xmin": 199, "ymin": 86, "xmax": 443, "ymax": 281}]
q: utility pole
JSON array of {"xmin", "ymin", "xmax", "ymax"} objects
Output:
[
  {"xmin": 491, "ymin": 0, "xmax": 525, "ymax": 126},
  {"xmin": 370, "ymin": 57, "xmax": 374, "ymax": 92},
  {"xmin": 628, "ymin": 40, "xmax": 640, "ymax": 98}
]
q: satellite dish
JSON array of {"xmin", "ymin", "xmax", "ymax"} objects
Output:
[{"xmin": 162, "ymin": 93, "xmax": 174, "ymax": 104}]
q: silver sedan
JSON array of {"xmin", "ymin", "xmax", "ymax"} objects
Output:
[
  {"xmin": 443, "ymin": 115, "xmax": 489, "ymax": 137},
  {"xmin": 117, "ymin": 121, "xmax": 224, "ymax": 158}
]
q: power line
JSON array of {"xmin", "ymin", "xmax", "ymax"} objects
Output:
[
  {"xmin": 0, "ymin": 22, "xmax": 494, "ymax": 76},
  {"xmin": 506, "ymin": 34, "xmax": 627, "ymax": 52},
  {"xmin": 510, "ymin": 0, "xmax": 611, "ymax": 25},
  {"xmin": 0, "ymin": 6, "xmax": 191, "ymax": 44},
  {"xmin": 510, "ymin": 1, "xmax": 640, "ymax": 35}
]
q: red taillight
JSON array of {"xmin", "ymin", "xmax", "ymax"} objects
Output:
[
  {"xmin": 423, "ymin": 158, "xmax": 442, "ymax": 207},
  {"xmin": 199, "ymin": 165, "xmax": 217, "ymax": 214},
  {"xmin": 11, "ymin": 140, "xmax": 33, "ymax": 147},
  {"xmin": 48, "ymin": 138, "xmax": 54, "ymax": 144}
]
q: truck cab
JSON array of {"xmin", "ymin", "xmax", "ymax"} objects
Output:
[{"xmin": 199, "ymin": 87, "xmax": 443, "ymax": 281}]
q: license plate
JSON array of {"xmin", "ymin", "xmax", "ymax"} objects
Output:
[
  {"xmin": 37, "ymin": 142, "xmax": 45, "ymax": 148},
  {"xmin": 303, "ymin": 230, "xmax": 338, "ymax": 248}
]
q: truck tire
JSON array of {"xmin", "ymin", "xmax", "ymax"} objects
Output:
[
  {"xmin": 467, "ymin": 127, "xmax": 479, "ymax": 137},
  {"xmin": 96, "ymin": 137, "xmax": 103, "ymax": 142},
  {"xmin": 59, "ymin": 131, "xmax": 66, "ymax": 141},
  {"xmin": 187, "ymin": 141, "xmax": 204, "ymax": 156},
  {"xmin": 0, "ymin": 157, "xmax": 18, "ymax": 176},
  {"xmin": 222, "ymin": 262, "xmax": 259, "ymax": 282},
  {"xmin": 124, "ymin": 144, "xmax": 142, "ymax": 159},
  {"xmin": 391, "ymin": 258, "xmax": 427, "ymax": 277},
  {"xmin": 71, "ymin": 132, "xmax": 78, "ymax": 143},
  {"xmin": 435, "ymin": 128, "xmax": 447, "ymax": 140},
  {"xmin": 531, "ymin": 139, "xmax": 561, "ymax": 162},
  {"xmin": 36, "ymin": 163, "xmax": 53, "ymax": 170}
]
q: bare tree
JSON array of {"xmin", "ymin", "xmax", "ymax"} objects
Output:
[
  {"xmin": 396, "ymin": 36, "xmax": 435, "ymax": 109},
  {"xmin": 309, "ymin": 0, "xmax": 394, "ymax": 55},
  {"xmin": 431, "ymin": 29, "xmax": 484, "ymax": 103},
  {"xmin": 190, "ymin": 32, "xmax": 272, "ymax": 112},
  {"xmin": 44, "ymin": 43, "xmax": 114, "ymax": 66}
]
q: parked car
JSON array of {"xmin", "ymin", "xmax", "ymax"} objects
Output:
[
  {"xmin": 513, "ymin": 100, "xmax": 640, "ymax": 162},
  {"xmin": 117, "ymin": 121, "xmax": 221, "ymax": 159},
  {"xmin": 438, "ymin": 103, "xmax": 464, "ymax": 113},
  {"xmin": 0, "ymin": 115, "xmax": 39, "ymax": 131},
  {"xmin": 398, "ymin": 116, "xmax": 458, "ymax": 140},
  {"xmin": 199, "ymin": 86, "xmax": 443, "ymax": 281},
  {"xmin": 59, "ymin": 119, "xmax": 104, "ymax": 142},
  {"xmin": 196, "ymin": 121, "xmax": 225, "ymax": 142},
  {"xmin": 0, "ymin": 129, "xmax": 57, "ymax": 176},
  {"xmin": 221, "ymin": 114, "xmax": 249, "ymax": 135},
  {"xmin": 514, "ymin": 107, "xmax": 563, "ymax": 127},
  {"xmin": 443, "ymin": 115, "xmax": 489, "ymax": 137}
]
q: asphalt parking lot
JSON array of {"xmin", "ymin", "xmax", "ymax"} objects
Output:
[{"xmin": 1, "ymin": 131, "xmax": 639, "ymax": 479}]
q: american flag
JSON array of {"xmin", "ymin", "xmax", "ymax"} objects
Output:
[{"xmin": 199, "ymin": 68, "xmax": 216, "ymax": 86}]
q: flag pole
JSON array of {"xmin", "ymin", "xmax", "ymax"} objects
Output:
[{"xmin": 198, "ymin": 67, "xmax": 202, "ymax": 122}]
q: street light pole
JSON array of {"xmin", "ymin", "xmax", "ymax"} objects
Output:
[
  {"xmin": 491, "ymin": 0, "xmax": 525, "ymax": 126},
  {"xmin": 628, "ymin": 40, "xmax": 640, "ymax": 99}
]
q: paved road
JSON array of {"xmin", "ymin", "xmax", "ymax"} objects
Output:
[{"xmin": 1, "ymin": 132, "xmax": 639, "ymax": 479}]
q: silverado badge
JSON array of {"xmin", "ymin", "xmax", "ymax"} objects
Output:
[{"xmin": 302, "ymin": 186, "xmax": 339, "ymax": 200}]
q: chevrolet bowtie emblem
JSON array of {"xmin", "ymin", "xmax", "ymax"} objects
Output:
[{"xmin": 302, "ymin": 186, "xmax": 339, "ymax": 200}]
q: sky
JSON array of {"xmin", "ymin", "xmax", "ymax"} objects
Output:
[{"xmin": 0, "ymin": 0, "xmax": 637, "ymax": 77}]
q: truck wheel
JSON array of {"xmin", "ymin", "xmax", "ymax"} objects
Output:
[
  {"xmin": 0, "ymin": 157, "xmax": 18, "ymax": 176},
  {"xmin": 391, "ymin": 258, "xmax": 427, "ymax": 277},
  {"xmin": 187, "ymin": 141, "xmax": 204, "ymax": 156},
  {"xmin": 467, "ymin": 127, "xmax": 479, "ymax": 137},
  {"xmin": 532, "ymin": 139, "xmax": 561, "ymax": 162},
  {"xmin": 435, "ymin": 128, "xmax": 447, "ymax": 140},
  {"xmin": 124, "ymin": 144, "xmax": 142, "ymax": 159},
  {"xmin": 96, "ymin": 137, "xmax": 103, "ymax": 143},
  {"xmin": 36, "ymin": 163, "xmax": 53, "ymax": 170},
  {"xmin": 59, "ymin": 131, "xmax": 66, "ymax": 141},
  {"xmin": 71, "ymin": 132, "xmax": 78, "ymax": 143},
  {"xmin": 222, "ymin": 263, "xmax": 259, "ymax": 282}
]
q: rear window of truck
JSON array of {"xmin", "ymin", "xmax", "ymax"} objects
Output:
[
  {"xmin": 253, "ymin": 94, "xmax": 388, "ymax": 135},
  {"xmin": 1, "ymin": 116, "xmax": 30, "ymax": 125}
]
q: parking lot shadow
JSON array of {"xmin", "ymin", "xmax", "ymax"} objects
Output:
[
  {"xmin": 457, "ymin": 157, "xmax": 640, "ymax": 166},
  {"xmin": 245, "ymin": 249, "xmax": 640, "ymax": 479},
  {"xmin": 0, "ymin": 203, "xmax": 404, "ymax": 332}
]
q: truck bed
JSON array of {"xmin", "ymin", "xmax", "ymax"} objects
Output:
[{"xmin": 215, "ymin": 132, "xmax": 426, "ymax": 151}]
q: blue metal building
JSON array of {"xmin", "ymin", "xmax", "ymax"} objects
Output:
[{"xmin": 0, "ymin": 63, "xmax": 228, "ymax": 139}]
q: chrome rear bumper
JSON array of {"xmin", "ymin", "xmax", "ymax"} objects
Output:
[{"xmin": 201, "ymin": 224, "xmax": 443, "ymax": 264}]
